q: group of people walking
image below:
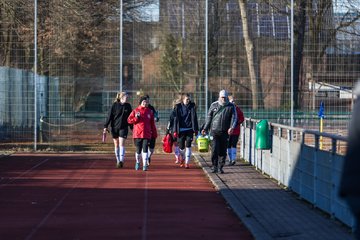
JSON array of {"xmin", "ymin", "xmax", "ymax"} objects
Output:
[
  {"xmin": 103, "ymin": 90, "xmax": 244, "ymax": 173},
  {"xmin": 104, "ymin": 89, "xmax": 360, "ymax": 238}
]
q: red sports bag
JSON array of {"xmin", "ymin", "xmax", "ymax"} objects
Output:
[{"xmin": 162, "ymin": 133, "xmax": 173, "ymax": 153}]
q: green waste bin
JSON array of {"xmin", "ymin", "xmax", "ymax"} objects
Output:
[{"xmin": 255, "ymin": 120, "xmax": 271, "ymax": 149}]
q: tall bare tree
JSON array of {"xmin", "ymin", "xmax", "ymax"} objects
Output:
[
  {"xmin": 0, "ymin": 0, "xmax": 31, "ymax": 68},
  {"xmin": 238, "ymin": 0, "xmax": 264, "ymax": 109}
]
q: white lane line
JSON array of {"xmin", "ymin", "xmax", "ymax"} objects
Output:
[
  {"xmin": 0, "ymin": 158, "xmax": 50, "ymax": 188},
  {"xmin": 24, "ymin": 160, "xmax": 97, "ymax": 240},
  {"xmin": 142, "ymin": 171, "xmax": 149, "ymax": 240}
]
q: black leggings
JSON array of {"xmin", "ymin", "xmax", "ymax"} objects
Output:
[
  {"xmin": 177, "ymin": 130, "xmax": 194, "ymax": 149},
  {"xmin": 134, "ymin": 138, "xmax": 149, "ymax": 154},
  {"xmin": 149, "ymin": 138, "xmax": 156, "ymax": 149},
  {"xmin": 227, "ymin": 135, "xmax": 239, "ymax": 148}
]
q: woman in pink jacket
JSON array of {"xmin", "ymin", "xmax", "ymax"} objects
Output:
[{"xmin": 127, "ymin": 96, "xmax": 157, "ymax": 171}]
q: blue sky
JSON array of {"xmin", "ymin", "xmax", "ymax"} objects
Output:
[
  {"xmin": 333, "ymin": 0, "xmax": 360, "ymax": 13},
  {"xmin": 139, "ymin": 2, "xmax": 159, "ymax": 22}
]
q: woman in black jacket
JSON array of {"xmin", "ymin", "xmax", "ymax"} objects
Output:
[
  {"xmin": 104, "ymin": 92, "xmax": 132, "ymax": 168},
  {"xmin": 166, "ymin": 95, "xmax": 182, "ymax": 164},
  {"xmin": 172, "ymin": 93, "xmax": 199, "ymax": 169}
]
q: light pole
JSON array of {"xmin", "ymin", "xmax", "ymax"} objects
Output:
[
  {"xmin": 290, "ymin": 0, "xmax": 294, "ymax": 128},
  {"xmin": 205, "ymin": 0, "xmax": 208, "ymax": 116},
  {"xmin": 119, "ymin": 0, "xmax": 123, "ymax": 92},
  {"xmin": 34, "ymin": 0, "xmax": 38, "ymax": 151}
]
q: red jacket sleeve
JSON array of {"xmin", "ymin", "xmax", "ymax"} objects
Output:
[{"xmin": 127, "ymin": 109, "xmax": 139, "ymax": 125}]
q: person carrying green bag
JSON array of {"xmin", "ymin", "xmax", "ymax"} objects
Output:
[{"xmin": 201, "ymin": 90, "xmax": 237, "ymax": 174}]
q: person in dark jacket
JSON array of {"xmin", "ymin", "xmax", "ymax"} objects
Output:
[
  {"xmin": 173, "ymin": 93, "xmax": 199, "ymax": 169},
  {"xmin": 104, "ymin": 92, "xmax": 132, "ymax": 168},
  {"xmin": 339, "ymin": 81, "xmax": 360, "ymax": 239},
  {"xmin": 127, "ymin": 96, "xmax": 157, "ymax": 171},
  {"xmin": 145, "ymin": 95, "xmax": 159, "ymax": 166},
  {"xmin": 166, "ymin": 94, "xmax": 182, "ymax": 164},
  {"xmin": 201, "ymin": 90, "xmax": 237, "ymax": 173},
  {"xmin": 227, "ymin": 95, "xmax": 245, "ymax": 166}
]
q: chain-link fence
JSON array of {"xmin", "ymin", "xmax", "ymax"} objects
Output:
[{"xmin": 1, "ymin": 0, "xmax": 359, "ymax": 151}]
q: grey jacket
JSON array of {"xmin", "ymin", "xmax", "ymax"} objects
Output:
[{"xmin": 203, "ymin": 101, "xmax": 237, "ymax": 135}]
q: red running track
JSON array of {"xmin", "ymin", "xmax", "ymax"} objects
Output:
[{"xmin": 0, "ymin": 153, "xmax": 253, "ymax": 240}]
